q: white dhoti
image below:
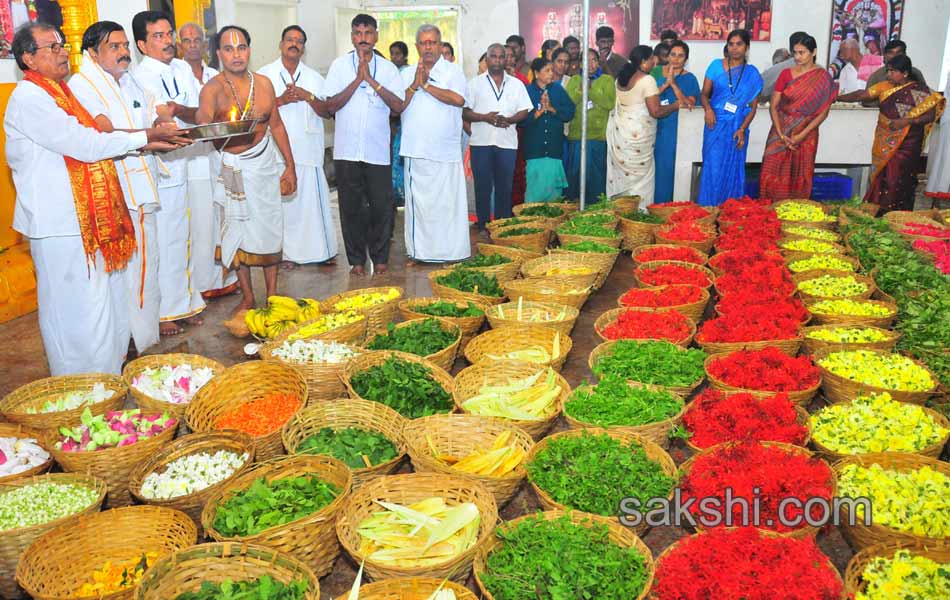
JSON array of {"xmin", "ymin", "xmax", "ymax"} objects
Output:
[
  {"xmin": 218, "ymin": 135, "xmax": 283, "ymax": 268},
  {"xmin": 156, "ymin": 183, "xmax": 206, "ymax": 321},
  {"xmin": 126, "ymin": 209, "xmax": 160, "ymax": 353},
  {"xmin": 190, "ymin": 147, "xmax": 238, "ymax": 293},
  {"xmin": 30, "ymin": 235, "xmax": 130, "ymax": 376},
  {"xmin": 404, "ymin": 157, "xmax": 471, "ymax": 262},
  {"xmin": 282, "ymin": 163, "xmax": 337, "ymax": 263}
]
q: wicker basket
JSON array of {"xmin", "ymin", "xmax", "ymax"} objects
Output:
[
  {"xmin": 833, "ymin": 453, "xmax": 950, "ymax": 551},
  {"xmin": 520, "ymin": 254, "xmax": 602, "ymax": 290},
  {"xmin": 654, "ymin": 225, "xmax": 717, "ymax": 254},
  {"xmin": 617, "ymin": 214, "xmax": 661, "ymax": 250},
  {"xmin": 0, "ymin": 473, "xmax": 107, "ymax": 600},
  {"xmin": 485, "ymin": 299, "xmax": 580, "ymax": 336},
  {"xmin": 843, "ymin": 540, "xmax": 950, "ymax": 598},
  {"xmin": 792, "ymin": 270, "xmax": 877, "ymax": 301},
  {"xmin": 0, "ymin": 374, "xmax": 127, "ymax": 431},
  {"xmin": 135, "ymin": 542, "xmax": 320, "ymax": 600},
  {"xmin": 339, "ymin": 578, "xmax": 477, "ymax": 600},
  {"xmin": 524, "ymin": 428, "xmax": 677, "ymax": 536},
  {"xmin": 813, "ymin": 348, "xmax": 940, "ymax": 405},
  {"xmin": 321, "ymin": 287, "xmax": 404, "ymax": 336},
  {"xmin": 696, "ymin": 334, "xmax": 804, "ymax": 357},
  {"xmin": 784, "ymin": 251, "xmax": 861, "ymax": 274},
  {"xmin": 485, "ymin": 214, "xmax": 547, "ymax": 232},
  {"xmin": 186, "ymin": 361, "xmax": 308, "ymax": 461},
  {"xmin": 800, "ymin": 324, "xmax": 901, "ymax": 355},
  {"xmin": 274, "ymin": 313, "xmax": 369, "ymax": 346},
  {"xmin": 778, "ymin": 238, "xmax": 848, "ymax": 256},
  {"xmin": 502, "ymin": 277, "xmax": 593, "ymax": 310},
  {"xmin": 684, "ymin": 403, "xmax": 811, "ymax": 453},
  {"xmin": 608, "ymin": 195, "xmax": 642, "ymax": 214},
  {"xmin": 427, "ymin": 269, "xmax": 508, "ymax": 307},
  {"xmin": 475, "ymin": 243, "xmax": 542, "ymax": 263},
  {"xmin": 774, "ymin": 199, "xmax": 837, "ymax": 229},
  {"xmin": 259, "ymin": 339, "xmax": 364, "ymax": 403},
  {"xmin": 402, "ymin": 414, "xmax": 534, "ymax": 507},
  {"xmin": 122, "ymin": 354, "xmax": 225, "ymax": 420},
  {"xmin": 633, "ymin": 260, "xmax": 715, "ymax": 289},
  {"xmin": 678, "ymin": 441, "xmax": 835, "ymax": 539},
  {"xmin": 365, "ymin": 318, "xmax": 461, "ymax": 372},
  {"xmin": 398, "ymin": 297, "xmax": 488, "ymax": 350},
  {"xmin": 546, "ymin": 246, "xmax": 620, "ymax": 289},
  {"xmin": 708, "ymin": 249, "xmax": 786, "ymax": 278},
  {"xmin": 648, "ymin": 202, "xmax": 699, "ymax": 221},
  {"xmin": 561, "ymin": 383, "xmax": 686, "ymax": 448},
  {"xmin": 463, "ymin": 325, "xmax": 571, "ymax": 372},
  {"xmin": 16, "ymin": 506, "xmax": 197, "ymax": 600},
  {"xmin": 45, "ymin": 411, "xmax": 179, "ymax": 508},
  {"xmin": 780, "ymin": 225, "xmax": 843, "ymax": 243},
  {"xmin": 594, "ymin": 307, "xmax": 696, "ymax": 347},
  {"xmin": 803, "ymin": 297, "xmax": 899, "ymax": 328},
  {"xmin": 0, "ymin": 423, "xmax": 53, "ymax": 484},
  {"xmin": 631, "ymin": 243, "xmax": 707, "ymax": 265},
  {"xmin": 281, "ymin": 399, "xmax": 407, "ymax": 489},
  {"xmin": 883, "ymin": 209, "xmax": 941, "ymax": 226},
  {"xmin": 490, "ymin": 225, "xmax": 553, "ymax": 253},
  {"xmin": 341, "ymin": 351, "xmax": 455, "ymax": 418},
  {"xmin": 472, "ymin": 510, "xmax": 655, "ymax": 600},
  {"xmin": 335, "ymin": 472, "xmax": 498, "ymax": 583},
  {"xmin": 127, "ymin": 431, "xmax": 256, "ymax": 535},
  {"xmin": 704, "ymin": 354, "xmax": 821, "ymax": 406},
  {"xmin": 617, "ymin": 284, "xmax": 711, "ymax": 323},
  {"xmin": 588, "ymin": 340, "xmax": 706, "ymax": 397},
  {"xmin": 453, "ymin": 360, "xmax": 569, "ymax": 440},
  {"xmin": 556, "ymin": 229, "xmax": 623, "ymax": 249},
  {"xmin": 512, "ymin": 202, "xmax": 577, "ymax": 221},
  {"xmin": 456, "ymin": 258, "xmax": 522, "ymax": 283},
  {"xmin": 201, "ymin": 454, "xmax": 352, "ymax": 577}
]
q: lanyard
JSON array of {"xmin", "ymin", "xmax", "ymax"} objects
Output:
[
  {"xmin": 161, "ymin": 75, "xmax": 180, "ymax": 100},
  {"xmin": 487, "ymin": 73, "xmax": 505, "ymax": 102},
  {"xmin": 726, "ymin": 59, "xmax": 746, "ymax": 95},
  {"xmin": 352, "ymin": 52, "xmax": 376, "ymax": 88},
  {"xmin": 280, "ymin": 70, "xmax": 301, "ymax": 87}
]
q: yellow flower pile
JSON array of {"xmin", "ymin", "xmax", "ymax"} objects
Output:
[
  {"xmin": 810, "ymin": 393, "xmax": 949, "ymax": 454},
  {"xmin": 775, "ymin": 201, "xmax": 836, "ymax": 223},
  {"xmin": 333, "ymin": 288, "xmax": 401, "ymax": 312},
  {"xmin": 544, "ymin": 266, "xmax": 594, "ymax": 276},
  {"xmin": 787, "ymin": 255, "xmax": 856, "ymax": 273},
  {"xmin": 782, "ymin": 225, "xmax": 841, "ymax": 241},
  {"xmin": 805, "ymin": 327, "xmax": 890, "ymax": 344},
  {"xmin": 818, "ymin": 350, "xmax": 935, "ymax": 391},
  {"xmin": 797, "ymin": 274, "xmax": 869, "ymax": 298},
  {"xmin": 779, "ymin": 238, "xmax": 841, "ymax": 254},
  {"xmin": 855, "ymin": 550, "xmax": 950, "ymax": 600},
  {"xmin": 287, "ymin": 311, "xmax": 365, "ymax": 341},
  {"xmin": 77, "ymin": 552, "xmax": 158, "ymax": 597},
  {"xmin": 837, "ymin": 463, "xmax": 950, "ymax": 538},
  {"xmin": 809, "ymin": 298, "xmax": 893, "ymax": 317}
]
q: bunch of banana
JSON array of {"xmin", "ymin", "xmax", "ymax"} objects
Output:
[
  {"xmin": 244, "ymin": 295, "xmax": 321, "ymax": 338},
  {"xmin": 427, "ymin": 430, "xmax": 525, "ymax": 478}
]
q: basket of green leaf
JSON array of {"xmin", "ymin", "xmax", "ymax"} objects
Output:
[
  {"xmin": 556, "ymin": 220, "xmax": 621, "ymax": 248},
  {"xmin": 547, "ymin": 243, "xmax": 620, "ymax": 289},
  {"xmin": 490, "ymin": 224, "xmax": 553, "ymax": 253},
  {"xmin": 398, "ymin": 297, "xmax": 488, "ymax": 350},
  {"xmin": 282, "ymin": 399, "xmax": 407, "ymax": 488},
  {"xmin": 589, "ymin": 339, "xmax": 707, "ymax": 396},
  {"xmin": 618, "ymin": 210, "xmax": 665, "ymax": 250},
  {"xmin": 566, "ymin": 211, "xmax": 619, "ymax": 229},
  {"xmin": 429, "ymin": 268, "xmax": 507, "ymax": 307},
  {"xmin": 366, "ymin": 318, "xmax": 462, "ymax": 372},
  {"xmin": 343, "ymin": 351, "xmax": 455, "ymax": 419},
  {"xmin": 457, "ymin": 252, "xmax": 521, "ymax": 282}
]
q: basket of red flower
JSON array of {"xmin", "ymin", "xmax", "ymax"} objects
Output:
[
  {"xmin": 704, "ymin": 347, "xmax": 822, "ymax": 405},
  {"xmin": 617, "ymin": 285, "xmax": 709, "ymax": 322},
  {"xmin": 633, "ymin": 260, "xmax": 715, "ymax": 289},
  {"xmin": 708, "ymin": 249, "xmax": 785, "ymax": 278},
  {"xmin": 631, "ymin": 244, "xmax": 707, "ymax": 266},
  {"xmin": 647, "ymin": 200, "xmax": 697, "ymax": 221},
  {"xmin": 594, "ymin": 307, "xmax": 695, "ymax": 346},
  {"xmin": 695, "ymin": 314, "xmax": 803, "ymax": 356},
  {"xmin": 717, "ymin": 196, "xmax": 773, "ymax": 219},
  {"xmin": 714, "ymin": 291, "xmax": 812, "ymax": 324},
  {"xmin": 682, "ymin": 388, "xmax": 809, "ymax": 452},
  {"xmin": 654, "ymin": 221, "xmax": 717, "ymax": 254},
  {"xmin": 667, "ymin": 204, "xmax": 718, "ymax": 227},
  {"xmin": 714, "ymin": 263, "xmax": 796, "ymax": 298}
]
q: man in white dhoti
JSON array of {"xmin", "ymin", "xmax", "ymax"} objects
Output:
[
  {"xmin": 259, "ymin": 25, "xmax": 338, "ymax": 266},
  {"xmin": 197, "ymin": 25, "xmax": 296, "ymax": 322},
  {"xmin": 133, "ymin": 10, "xmax": 206, "ymax": 336},
  {"xmin": 4, "ymin": 22, "xmax": 186, "ymax": 375},
  {"xmin": 70, "ymin": 21, "xmax": 167, "ymax": 354},
  {"xmin": 398, "ymin": 24, "xmax": 470, "ymax": 263},
  {"xmin": 926, "ymin": 76, "xmax": 950, "ymax": 197}
]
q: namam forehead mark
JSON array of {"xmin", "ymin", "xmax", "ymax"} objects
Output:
[{"xmin": 223, "ymin": 29, "xmax": 246, "ymax": 49}]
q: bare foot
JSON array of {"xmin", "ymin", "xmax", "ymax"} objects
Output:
[
  {"xmin": 279, "ymin": 261, "xmax": 299, "ymax": 270},
  {"xmin": 319, "ymin": 257, "xmax": 337, "ymax": 266},
  {"xmin": 350, "ymin": 265, "xmax": 365, "ymax": 276},
  {"xmin": 159, "ymin": 321, "xmax": 184, "ymax": 336},
  {"xmin": 183, "ymin": 315, "xmax": 204, "ymax": 326},
  {"xmin": 374, "ymin": 263, "xmax": 389, "ymax": 274}
]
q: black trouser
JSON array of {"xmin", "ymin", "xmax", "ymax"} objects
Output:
[{"xmin": 335, "ymin": 160, "xmax": 394, "ymax": 266}]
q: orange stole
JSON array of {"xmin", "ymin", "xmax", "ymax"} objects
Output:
[{"xmin": 23, "ymin": 71, "xmax": 135, "ymax": 272}]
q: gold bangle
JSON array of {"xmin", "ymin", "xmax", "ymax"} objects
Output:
[
  {"xmin": 423, "ymin": 82, "xmax": 430, "ymax": 91},
  {"xmin": 373, "ymin": 81, "xmax": 382, "ymax": 92}
]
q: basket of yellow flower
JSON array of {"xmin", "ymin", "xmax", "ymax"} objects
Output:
[
  {"xmin": 321, "ymin": 287, "xmax": 404, "ymax": 335},
  {"xmin": 843, "ymin": 541, "xmax": 950, "ymax": 600},
  {"xmin": 814, "ymin": 349, "xmax": 939, "ymax": 405}
]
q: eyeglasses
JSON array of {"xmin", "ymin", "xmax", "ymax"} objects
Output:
[{"xmin": 34, "ymin": 42, "xmax": 71, "ymax": 54}]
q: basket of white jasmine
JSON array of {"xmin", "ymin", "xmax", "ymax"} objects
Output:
[
  {"xmin": 260, "ymin": 338, "xmax": 364, "ymax": 402},
  {"xmin": 128, "ymin": 431, "xmax": 255, "ymax": 534}
]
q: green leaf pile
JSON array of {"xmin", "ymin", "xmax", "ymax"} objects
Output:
[
  {"xmin": 414, "ymin": 300, "xmax": 484, "ymax": 318},
  {"xmin": 498, "ymin": 226, "xmax": 544, "ymax": 238},
  {"xmin": 592, "ymin": 340, "xmax": 707, "ymax": 387},
  {"xmin": 296, "ymin": 427, "xmax": 399, "ymax": 469},
  {"xmin": 367, "ymin": 318, "xmax": 457, "ymax": 356},
  {"xmin": 462, "ymin": 253, "xmax": 512, "ymax": 268},
  {"xmin": 565, "ymin": 376, "xmax": 683, "ymax": 427},
  {"xmin": 520, "ymin": 204, "xmax": 564, "ymax": 218},
  {"xmin": 350, "ymin": 356, "xmax": 454, "ymax": 418},
  {"xmin": 174, "ymin": 576, "xmax": 308, "ymax": 600},
  {"xmin": 212, "ymin": 476, "xmax": 339, "ymax": 537},
  {"xmin": 435, "ymin": 269, "xmax": 504, "ymax": 297}
]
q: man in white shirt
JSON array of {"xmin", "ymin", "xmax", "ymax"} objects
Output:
[
  {"xmin": 70, "ymin": 21, "xmax": 165, "ymax": 355},
  {"xmin": 259, "ymin": 25, "xmax": 338, "ymax": 266},
  {"xmin": 324, "ymin": 13, "xmax": 405, "ymax": 276},
  {"xmin": 399, "ymin": 24, "xmax": 469, "ymax": 263},
  {"xmin": 4, "ymin": 22, "xmax": 184, "ymax": 375},
  {"xmin": 836, "ymin": 39, "xmax": 869, "ymax": 95},
  {"xmin": 463, "ymin": 43, "xmax": 532, "ymax": 230},
  {"xmin": 132, "ymin": 10, "xmax": 205, "ymax": 336}
]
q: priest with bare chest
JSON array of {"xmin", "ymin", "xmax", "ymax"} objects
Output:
[{"xmin": 196, "ymin": 25, "xmax": 296, "ymax": 322}]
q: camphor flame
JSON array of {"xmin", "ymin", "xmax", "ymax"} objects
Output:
[{"xmin": 229, "ymin": 106, "xmax": 238, "ymax": 122}]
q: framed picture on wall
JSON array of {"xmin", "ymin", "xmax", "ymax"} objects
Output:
[
  {"xmin": 827, "ymin": 0, "xmax": 904, "ymax": 80},
  {"xmin": 650, "ymin": 0, "xmax": 773, "ymax": 41},
  {"xmin": 518, "ymin": 1, "xmax": 639, "ymax": 60},
  {"xmin": 0, "ymin": 0, "xmax": 64, "ymax": 58}
]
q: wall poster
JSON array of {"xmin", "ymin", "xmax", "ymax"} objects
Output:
[
  {"xmin": 519, "ymin": 1, "xmax": 638, "ymax": 59},
  {"xmin": 827, "ymin": 0, "xmax": 905, "ymax": 79},
  {"xmin": 649, "ymin": 0, "xmax": 773, "ymax": 41}
]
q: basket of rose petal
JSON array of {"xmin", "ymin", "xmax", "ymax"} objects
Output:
[
  {"xmin": 322, "ymin": 287, "xmax": 405, "ymax": 335},
  {"xmin": 594, "ymin": 307, "xmax": 696, "ymax": 346},
  {"xmin": 801, "ymin": 324, "xmax": 900, "ymax": 354},
  {"xmin": 632, "ymin": 243, "xmax": 707, "ymax": 266},
  {"xmin": 679, "ymin": 440, "xmax": 836, "ymax": 539},
  {"xmin": 647, "ymin": 200, "xmax": 698, "ymax": 221},
  {"xmin": 128, "ymin": 431, "xmax": 255, "ymax": 534},
  {"xmin": 898, "ymin": 222, "xmax": 950, "ymax": 243},
  {"xmin": 705, "ymin": 347, "xmax": 822, "ymax": 405},
  {"xmin": 486, "ymin": 298, "xmax": 579, "ymax": 336},
  {"xmin": 654, "ymin": 220, "xmax": 717, "ymax": 254},
  {"xmin": 260, "ymin": 338, "xmax": 363, "ymax": 402},
  {"xmin": 464, "ymin": 325, "xmax": 572, "ymax": 372},
  {"xmin": 589, "ymin": 339, "xmax": 707, "ymax": 396},
  {"xmin": 804, "ymin": 297, "xmax": 898, "ymax": 328},
  {"xmin": 123, "ymin": 354, "xmax": 223, "ymax": 419},
  {"xmin": 682, "ymin": 388, "xmax": 809, "ymax": 452},
  {"xmin": 809, "ymin": 392, "xmax": 950, "ymax": 461},
  {"xmin": 1, "ymin": 373, "xmax": 126, "ymax": 431},
  {"xmin": 186, "ymin": 361, "xmax": 307, "ymax": 461},
  {"xmin": 617, "ymin": 284, "xmax": 709, "ymax": 322},
  {"xmin": 834, "ymin": 453, "xmax": 950, "ymax": 551},
  {"xmin": 47, "ymin": 408, "xmax": 178, "ymax": 507},
  {"xmin": 134, "ymin": 542, "xmax": 320, "ymax": 600},
  {"xmin": 844, "ymin": 542, "xmax": 950, "ymax": 600},
  {"xmin": 618, "ymin": 210, "xmax": 664, "ymax": 250},
  {"xmin": 0, "ymin": 473, "xmax": 106, "ymax": 599},
  {"xmin": 912, "ymin": 238, "xmax": 950, "ymax": 273},
  {"xmin": 0, "ymin": 422, "xmax": 53, "ymax": 483},
  {"xmin": 774, "ymin": 199, "xmax": 837, "ymax": 229},
  {"xmin": 793, "ymin": 270, "xmax": 876, "ymax": 301},
  {"xmin": 633, "ymin": 260, "xmax": 715, "ymax": 289},
  {"xmin": 708, "ymin": 248, "xmax": 785, "ymax": 278},
  {"xmin": 695, "ymin": 312, "xmax": 803, "ymax": 356},
  {"xmin": 815, "ymin": 348, "xmax": 939, "ymax": 404},
  {"xmin": 651, "ymin": 528, "xmax": 844, "ymax": 600},
  {"xmin": 16, "ymin": 505, "xmax": 197, "ymax": 600}
]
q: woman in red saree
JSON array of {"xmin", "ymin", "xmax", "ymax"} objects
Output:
[
  {"xmin": 839, "ymin": 55, "xmax": 945, "ymax": 212},
  {"xmin": 760, "ymin": 35, "xmax": 836, "ymax": 200}
]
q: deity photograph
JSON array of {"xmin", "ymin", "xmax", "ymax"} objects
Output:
[
  {"xmin": 827, "ymin": 0, "xmax": 904, "ymax": 79},
  {"xmin": 0, "ymin": 0, "xmax": 63, "ymax": 58},
  {"xmin": 519, "ymin": 0, "xmax": 639, "ymax": 60},
  {"xmin": 650, "ymin": 0, "xmax": 773, "ymax": 41}
]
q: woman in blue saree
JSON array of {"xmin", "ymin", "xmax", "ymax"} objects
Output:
[
  {"xmin": 698, "ymin": 29, "xmax": 763, "ymax": 206},
  {"xmin": 654, "ymin": 40, "xmax": 702, "ymax": 204}
]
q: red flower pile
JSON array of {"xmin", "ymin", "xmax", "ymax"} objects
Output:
[
  {"xmin": 633, "ymin": 245, "xmax": 706, "ymax": 265},
  {"xmin": 716, "ymin": 292, "xmax": 811, "ymax": 323},
  {"xmin": 636, "ymin": 263, "xmax": 712, "ymax": 287},
  {"xmin": 719, "ymin": 196, "xmax": 773, "ymax": 220},
  {"xmin": 668, "ymin": 205, "xmax": 713, "ymax": 223},
  {"xmin": 707, "ymin": 347, "xmax": 820, "ymax": 392},
  {"xmin": 680, "ymin": 441, "xmax": 834, "ymax": 534},
  {"xmin": 600, "ymin": 308, "xmax": 692, "ymax": 343},
  {"xmin": 651, "ymin": 528, "xmax": 843, "ymax": 600},
  {"xmin": 696, "ymin": 313, "xmax": 800, "ymax": 343},
  {"xmin": 709, "ymin": 249, "xmax": 785, "ymax": 275},
  {"xmin": 913, "ymin": 238, "xmax": 950, "ymax": 273},
  {"xmin": 656, "ymin": 200, "xmax": 695, "ymax": 209},
  {"xmin": 715, "ymin": 263, "xmax": 795, "ymax": 297},
  {"xmin": 657, "ymin": 221, "xmax": 716, "ymax": 243},
  {"xmin": 902, "ymin": 223, "xmax": 950, "ymax": 238},
  {"xmin": 619, "ymin": 285, "xmax": 704, "ymax": 308},
  {"xmin": 683, "ymin": 388, "xmax": 808, "ymax": 449}
]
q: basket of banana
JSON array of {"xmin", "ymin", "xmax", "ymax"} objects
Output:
[{"xmin": 232, "ymin": 295, "xmax": 322, "ymax": 340}]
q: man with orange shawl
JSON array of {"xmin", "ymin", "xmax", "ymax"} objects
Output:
[
  {"xmin": 4, "ymin": 23, "xmax": 183, "ymax": 375},
  {"xmin": 839, "ymin": 55, "xmax": 945, "ymax": 212}
]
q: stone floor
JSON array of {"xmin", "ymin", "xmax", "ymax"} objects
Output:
[{"xmin": 1, "ymin": 202, "xmax": 862, "ymax": 597}]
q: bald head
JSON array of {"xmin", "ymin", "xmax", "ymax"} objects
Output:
[
  {"xmin": 839, "ymin": 38, "xmax": 862, "ymax": 63},
  {"xmin": 178, "ymin": 22, "xmax": 205, "ymax": 63}
]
